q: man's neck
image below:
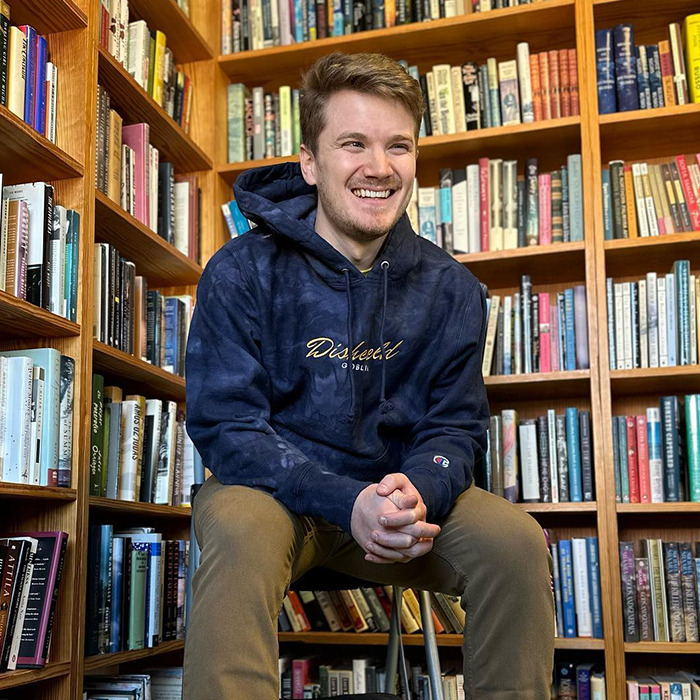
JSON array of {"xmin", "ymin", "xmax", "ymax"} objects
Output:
[{"xmin": 315, "ymin": 224, "xmax": 388, "ymax": 272}]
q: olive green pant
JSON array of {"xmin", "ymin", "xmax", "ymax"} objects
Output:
[{"xmin": 183, "ymin": 477, "xmax": 554, "ymax": 699}]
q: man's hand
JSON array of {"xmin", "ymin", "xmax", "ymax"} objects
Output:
[{"xmin": 350, "ymin": 474, "xmax": 441, "ymax": 564}]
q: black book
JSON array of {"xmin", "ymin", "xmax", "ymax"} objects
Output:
[
  {"xmin": 0, "ymin": 3, "xmax": 8, "ymax": 107},
  {"xmin": 418, "ymin": 73, "xmax": 431, "ymax": 136},
  {"xmin": 579, "ymin": 410, "xmax": 594, "ymax": 501},
  {"xmin": 531, "ymin": 292, "xmax": 539, "ymax": 373},
  {"xmin": 157, "ymin": 162, "xmax": 175, "ymax": 244},
  {"xmin": 495, "ymin": 303, "xmax": 504, "ymax": 376},
  {"xmin": 619, "ymin": 541, "xmax": 639, "ymax": 641},
  {"xmin": 516, "ymin": 179, "xmax": 526, "ymax": 247},
  {"xmin": 0, "ymin": 539, "xmax": 33, "ymax": 670},
  {"xmin": 536, "ymin": 415, "xmax": 551, "ymax": 503},
  {"xmin": 120, "ymin": 536, "xmax": 132, "ymax": 651},
  {"xmin": 146, "ymin": 291, "xmax": 162, "ymax": 366}
]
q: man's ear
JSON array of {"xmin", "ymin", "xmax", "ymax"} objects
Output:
[{"xmin": 299, "ymin": 144, "xmax": 317, "ymax": 186}]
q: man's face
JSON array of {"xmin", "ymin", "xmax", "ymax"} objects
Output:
[{"xmin": 300, "ymin": 90, "xmax": 418, "ymax": 244}]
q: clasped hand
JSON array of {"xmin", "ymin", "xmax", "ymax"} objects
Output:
[{"xmin": 350, "ymin": 473, "xmax": 441, "ymax": 564}]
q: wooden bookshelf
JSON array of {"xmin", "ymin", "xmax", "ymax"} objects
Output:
[
  {"xmin": 617, "ymin": 503, "xmax": 700, "ymax": 514},
  {"xmin": 483, "ymin": 370, "xmax": 591, "ymax": 400},
  {"xmin": 624, "ymin": 642, "xmax": 700, "ymax": 654},
  {"xmin": 96, "ymin": 46, "xmax": 211, "ymax": 173},
  {"xmin": 89, "ymin": 496, "xmax": 192, "ymax": 519},
  {"xmin": 128, "ymin": 0, "xmax": 214, "ymax": 62},
  {"xmin": 0, "ymin": 105, "xmax": 83, "ymax": 184},
  {"xmin": 0, "ymin": 290, "xmax": 81, "ymax": 338},
  {"xmin": 94, "ymin": 191, "xmax": 203, "ymax": 286},
  {"xmin": 604, "ymin": 231, "xmax": 700, "ymax": 278},
  {"xmin": 0, "ymin": 484, "xmax": 77, "ymax": 502},
  {"xmin": 9, "ymin": 0, "xmax": 87, "ymax": 32},
  {"xmin": 84, "ymin": 640, "xmax": 185, "ymax": 673},
  {"xmin": 92, "ymin": 341, "xmax": 186, "ymax": 401},
  {"xmin": 0, "ymin": 661, "xmax": 72, "ymax": 691},
  {"xmin": 521, "ymin": 502, "xmax": 597, "ymax": 514},
  {"xmin": 609, "ymin": 366, "xmax": 700, "ymax": 396}
]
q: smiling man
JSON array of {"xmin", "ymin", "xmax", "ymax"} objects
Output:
[{"xmin": 184, "ymin": 53, "xmax": 554, "ymax": 700}]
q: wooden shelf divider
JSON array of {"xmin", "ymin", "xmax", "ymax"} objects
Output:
[
  {"xmin": 89, "ymin": 496, "xmax": 192, "ymax": 519},
  {"xmin": 84, "ymin": 640, "xmax": 185, "ymax": 673},
  {"xmin": 8, "ymin": 0, "xmax": 87, "ymax": 32},
  {"xmin": 483, "ymin": 370, "xmax": 591, "ymax": 400},
  {"xmin": 0, "ymin": 661, "xmax": 72, "ymax": 691},
  {"xmin": 0, "ymin": 290, "xmax": 81, "ymax": 338},
  {"xmin": 609, "ymin": 366, "xmax": 700, "ymax": 396},
  {"xmin": 624, "ymin": 642, "xmax": 700, "ymax": 654}
]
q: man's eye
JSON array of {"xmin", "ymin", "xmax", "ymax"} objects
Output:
[
  {"xmin": 344, "ymin": 141, "xmax": 363, "ymax": 149},
  {"xmin": 391, "ymin": 143, "xmax": 410, "ymax": 151}
]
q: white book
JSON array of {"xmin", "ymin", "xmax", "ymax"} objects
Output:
[
  {"xmin": 109, "ymin": 0, "xmax": 120, "ymax": 57},
  {"xmin": 691, "ymin": 274, "xmax": 698, "ymax": 365},
  {"xmin": 513, "ymin": 291, "xmax": 521, "ymax": 374},
  {"xmin": 641, "ymin": 163, "xmax": 660, "ymax": 237},
  {"xmin": 6, "ymin": 535, "xmax": 38, "ymax": 670},
  {"xmin": 49, "ymin": 205, "xmax": 68, "ymax": 318},
  {"xmin": 631, "ymin": 163, "xmax": 650, "ymax": 237},
  {"xmin": 613, "ymin": 282, "xmax": 625, "ymax": 370},
  {"xmin": 646, "ymin": 272, "xmax": 659, "ymax": 367},
  {"xmin": 488, "ymin": 158, "xmax": 503, "ymax": 251},
  {"xmin": 127, "ymin": 20, "xmax": 150, "ymax": 89},
  {"xmin": 646, "ymin": 407, "xmax": 664, "ymax": 503},
  {"xmin": 173, "ymin": 181, "xmax": 190, "ymax": 256},
  {"xmin": 46, "ymin": 62, "xmax": 58, "ymax": 144},
  {"xmin": 181, "ymin": 431, "xmax": 195, "ymax": 506},
  {"xmin": 29, "ymin": 366, "xmax": 44, "ymax": 485},
  {"xmin": 516, "ymin": 42, "xmax": 534, "ymax": 123},
  {"xmin": 7, "ymin": 27, "xmax": 26, "ymax": 120},
  {"xmin": 149, "ymin": 145, "xmax": 159, "ymax": 232},
  {"xmin": 4, "ymin": 356, "xmax": 33, "ymax": 483},
  {"xmin": 502, "ymin": 160, "xmax": 518, "ymax": 249},
  {"xmin": 518, "ymin": 420, "xmax": 540, "ymax": 501},
  {"xmin": 0, "ymin": 358, "xmax": 7, "ymax": 479},
  {"xmin": 481, "ymin": 295, "xmax": 500, "ymax": 376},
  {"xmin": 278, "ymin": 85, "xmax": 293, "ymax": 157},
  {"xmin": 277, "ymin": 0, "xmax": 293, "ymax": 46},
  {"xmin": 119, "ymin": 0, "xmax": 129, "ymax": 65},
  {"xmin": 451, "ymin": 169, "xmax": 468, "ymax": 253},
  {"xmin": 665, "ymin": 272, "xmax": 677, "ymax": 366},
  {"xmin": 466, "ymin": 164, "xmax": 480, "ymax": 253},
  {"xmin": 407, "ymin": 180, "xmax": 419, "ymax": 234},
  {"xmin": 502, "ymin": 295, "xmax": 512, "ymax": 374},
  {"xmin": 501, "ymin": 409, "xmax": 518, "ymax": 500},
  {"xmin": 154, "ymin": 400, "xmax": 177, "ymax": 505},
  {"xmin": 669, "ymin": 23, "xmax": 688, "ymax": 106},
  {"xmin": 622, "ymin": 282, "xmax": 633, "ymax": 369},
  {"xmin": 433, "ymin": 65, "xmax": 456, "ymax": 135},
  {"xmin": 657, "ymin": 276, "xmax": 668, "ymax": 367},
  {"xmin": 571, "ymin": 538, "xmax": 593, "ymax": 637},
  {"xmin": 450, "ymin": 66, "xmax": 466, "ymax": 133},
  {"xmin": 118, "ymin": 399, "xmax": 141, "ymax": 501},
  {"xmin": 417, "ymin": 186, "xmax": 437, "ymax": 244},
  {"xmin": 143, "ymin": 398, "xmax": 163, "ymax": 502},
  {"xmin": 547, "ymin": 409, "xmax": 559, "ymax": 503},
  {"xmin": 638, "ymin": 279, "xmax": 648, "ymax": 368}
]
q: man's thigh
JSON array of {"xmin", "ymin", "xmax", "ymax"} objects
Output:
[{"xmin": 321, "ymin": 486, "xmax": 548, "ymax": 594}]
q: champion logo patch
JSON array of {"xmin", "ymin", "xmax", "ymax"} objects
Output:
[{"xmin": 433, "ymin": 455, "xmax": 450, "ymax": 468}]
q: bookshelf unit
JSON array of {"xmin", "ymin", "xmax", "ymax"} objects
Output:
[{"xmin": 1, "ymin": 0, "xmax": 698, "ymax": 698}]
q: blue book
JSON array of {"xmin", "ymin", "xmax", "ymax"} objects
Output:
[
  {"xmin": 67, "ymin": 210, "xmax": 80, "ymax": 322},
  {"xmin": 567, "ymin": 155, "xmax": 584, "ymax": 242},
  {"xmin": 673, "ymin": 260, "xmax": 691, "ymax": 365},
  {"xmin": 551, "ymin": 541, "xmax": 565, "ymax": 637},
  {"xmin": 34, "ymin": 35, "xmax": 47, "ymax": 133},
  {"xmin": 228, "ymin": 199, "xmax": 250, "ymax": 235},
  {"xmin": 561, "ymin": 165, "xmax": 570, "ymax": 242},
  {"xmin": 333, "ymin": 0, "xmax": 344, "ymax": 36},
  {"xmin": 595, "ymin": 28, "xmax": 617, "ymax": 113},
  {"xmin": 565, "ymin": 407, "xmax": 583, "ymax": 501},
  {"xmin": 647, "ymin": 408, "xmax": 663, "ymax": 501},
  {"xmin": 306, "ymin": 0, "xmax": 316, "ymax": 41},
  {"xmin": 618, "ymin": 415, "xmax": 630, "ymax": 502},
  {"xmin": 659, "ymin": 395, "xmax": 681, "ymax": 501},
  {"xmin": 293, "ymin": 0, "xmax": 304, "ymax": 43},
  {"xmin": 98, "ymin": 523, "xmax": 113, "ymax": 654},
  {"xmin": 647, "ymin": 44, "xmax": 664, "ymax": 108},
  {"xmin": 586, "ymin": 537, "xmax": 603, "ymax": 638},
  {"xmin": 576, "ymin": 662, "xmax": 595, "ymax": 700},
  {"xmin": 635, "ymin": 45, "xmax": 652, "ymax": 110},
  {"xmin": 601, "ymin": 169, "xmax": 613, "ymax": 240},
  {"xmin": 613, "ymin": 24, "xmax": 640, "ymax": 111},
  {"xmin": 19, "ymin": 26, "xmax": 36, "ymax": 127},
  {"xmin": 666, "ymin": 272, "xmax": 677, "ymax": 367},
  {"xmin": 109, "ymin": 535, "xmax": 124, "ymax": 653},
  {"xmin": 564, "ymin": 288, "xmax": 577, "ymax": 370},
  {"xmin": 611, "ymin": 414, "xmax": 621, "ymax": 501},
  {"xmin": 164, "ymin": 297, "xmax": 181, "ymax": 375},
  {"xmin": 558, "ymin": 540, "xmax": 577, "ymax": 637},
  {"xmin": 479, "ymin": 64, "xmax": 491, "ymax": 129}
]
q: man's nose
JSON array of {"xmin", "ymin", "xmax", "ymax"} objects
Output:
[{"xmin": 362, "ymin": 148, "xmax": 393, "ymax": 179}]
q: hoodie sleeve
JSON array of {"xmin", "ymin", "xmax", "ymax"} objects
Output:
[
  {"xmin": 186, "ymin": 250, "xmax": 371, "ymax": 533},
  {"xmin": 400, "ymin": 280, "xmax": 489, "ymax": 523}
]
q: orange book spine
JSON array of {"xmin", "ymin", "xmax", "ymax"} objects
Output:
[
  {"xmin": 530, "ymin": 54, "xmax": 543, "ymax": 121},
  {"xmin": 559, "ymin": 48, "xmax": 571, "ymax": 117},
  {"xmin": 548, "ymin": 49, "xmax": 561, "ymax": 119},
  {"xmin": 538, "ymin": 52, "xmax": 552, "ymax": 120},
  {"xmin": 568, "ymin": 48, "xmax": 579, "ymax": 116}
]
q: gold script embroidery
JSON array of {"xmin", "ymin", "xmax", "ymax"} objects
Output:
[{"xmin": 306, "ymin": 337, "xmax": 403, "ymax": 361}]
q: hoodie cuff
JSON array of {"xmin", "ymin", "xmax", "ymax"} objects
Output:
[{"xmin": 403, "ymin": 468, "xmax": 452, "ymax": 523}]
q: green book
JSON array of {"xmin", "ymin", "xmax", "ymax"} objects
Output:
[
  {"xmin": 685, "ymin": 394, "xmax": 700, "ymax": 501},
  {"xmin": 128, "ymin": 542, "xmax": 148, "ymax": 651}
]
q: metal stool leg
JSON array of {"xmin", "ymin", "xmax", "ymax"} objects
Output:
[
  {"xmin": 419, "ymin": 590, "xmax": 444, "ymax": 700},
  {"xmin": 385, "ymin": 586, "xmax": 412, "ymax": 698}
]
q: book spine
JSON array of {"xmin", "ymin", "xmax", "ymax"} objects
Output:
[
  {"xmin": 596, "ymin": 29, "xmax": 616, "ymax": 113},
  {"xmin": 620, "ymin": 541, "xmax": 640, "ymax": 641},
  {"xmin": 613, "ymin": 24, "xmax": 640, "ymax": 111}
]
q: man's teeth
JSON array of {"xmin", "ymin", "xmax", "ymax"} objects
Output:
[{"xmin": 353, "ymin": 189, "xmax": 392, "ymax": 199}]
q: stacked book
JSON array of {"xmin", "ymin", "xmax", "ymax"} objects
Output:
[
  {"xmin": 410, "ymin": 154, "xmax": 584, "ymax": 255},
  {"xmin": 93, "ymin": 242, "xmax": 193, "ymax": 375},
  {"xmin": 626, "ymin": 674, "xmax": 700, "ymax": 699},
  {"xmin": 225, "ymin": 46, "xmax": 579, "ymax": 163},
  {"xmin": 554, "ymin": 662, "xmax": 606, "ymax": 700},
  {"xmin": 0, "ymin": 532, "xmax": 68, "ymax": 671},
  {"xmin": 221, "ymin": 0, "xmax": 554, "ymax": 52},
  {"xmin": 97, "ymin": 2, "xmax": 194, "ymax": 132},
  {"xmin": 596, "ymin": 16, "xmax": 700, "ymax": 113},
  {"xmin": 0, "ymin": 4, "xmax": 58, "ymax": 141},
  {"xmin": 611, "ymin": 395, "xmax": 700, "ymax": 504},
  {"xmin": 481, "ymin": 406, "xmax": 594, "ymax": 504},
  {"xmin": 0, "ymin": 348, "xmax": 74, "ymax": 488},
  {"xmin": 83, "ymin": 669, "xmax": 184, "ymax": 700},
  {"xmin": 546, "ymin": 532, "xmax": 603, "ymax": 639},
  {"xmin": 619, "ymin": 538, "xmax": 700, "ymax": 643},
  {"xmin": 602, "ymin": 155, "xmax": 700, "ymax": 239},
  {"xmin": 281, "ymin": 586, "xmax": 464, "ymax": 636},
  {"xmin": 606, "ymin": 260, "xmax": 699, "ymax": 370},
  {"xmin": 94, "ymin": 105, "xmax": 201, "ymax": 263},
  {"xmin": 0, "ymin": 178, "xmax": 80, "ymax": 320},
  {"xmin": 88, "ymin": 376, "xmax": 198, "ymax": 505},
  {"xmin": 482, "ymin": 276, "xmax": 590, "ymax": 377},
  {"xmin": 85, "ymin": 525, "xmax": 189, "ymax": 655}
]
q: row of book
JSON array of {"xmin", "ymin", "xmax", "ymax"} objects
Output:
[
  {"xmin": 0, "ymin": 532, "xmax": 68, "ymax": 671},
  {"xmin": 407, "ymin": 154, "xmax": 584, "ymax": 256},
  {"xmin": 482, "ymin": 279, "xmax": 590, "ymax": 377},
  {"xmin": 555, "ymin": 663, "xmax": 605, "ymax": 700},
  {"xmin": 602, "ymin": 155, "xmax": 700, "ymax": 240},
  {"xmin": 221, "ymin": 0, "xmax": 553, "ymax": 53},
  {"xmin": 478, "ymin": 407, "xmax": 594, "ymax": 505},
  {"xmin": 626, "ymin": 674, "xmax": 700, "ymax": 700},
  {"xmin": 93, "ymin": 242, "xmax": 193, "ymax": 374},
  {"xmin": 89, "ymin": 376, "xmax": 203, "ymax": 504},
  {"xmin": 0, "ymin": 7, "xmax": 58, "ymax": 141},
  {"xmin": 620, "ymin": 538, "xmax": 700, "ymax": 644},
  {"xmin": 606, "ymin": 262, "xmax": 699, "ymax": 371},
  {"xmin": 612, "ymin": 396, "xmax": 700, "ymax": 504},
  {"xmin": 281, "ymin": 586, "xmax": 464, "ymax": 636},
  {"xmin": 0, "ymin": 178, "xmax": 80, "ymax": 320},
  {"xmin": 596, "ymin": 18, "xmax": 700, "ymax": 114},
  {"xmin": 98, "ymin": 3, "xmax": 194, "ymax": 132},
  {"xmin": 95, "ymin": 100, "xmax": 201, "ymax": 261},
  {"xmin": 547, "ymin": 533, "xmax": 603, "ymax": 639},
  {"xmin": 83, "ymin": 669, "xmax": 183, "ymax": 700},
  {"xmin": 85, "ymin": 525, "xmax": 189, "ymax": 656},
  {"xmin": 0, "ymin": 348, "xmax": 74, "ymax": 488}
]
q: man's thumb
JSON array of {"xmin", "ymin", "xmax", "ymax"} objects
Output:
[{"xmin": 376, "ymin": 474, "xmax": 399, "ymax": 495}]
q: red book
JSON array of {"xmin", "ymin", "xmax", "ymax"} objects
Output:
[
  {"xmin": 674, "ymin": 155, "xmax": 700, "ymax": 230},
  {"xmin": 121, "ymin": 123, "xmax": 150, "ymax": 226},
  {"xmin": 635, "ymin": 415, "xmax": 651, "ymax": 504},
  {"xmin": 559, "ymin": 48, "xmax": 571, "ymax": 117},
  {"xmin": 287, "ymin": 590, "xmax": 311, "ymax": 632},
  {"xmin": 568, "ymin": 48, "xmax": 579, "ymax": 116},
  {"xmin": 548, "ymin": 49, "xmax": 561, "ymax": 119},
  {"xmin": 659, "ymin": 40, "xmax": 677, "ymax": 107},
  {"xmin": 479, "ymin": 157, "xmax": 490, "ymax": 252},
  {"xmin": 529, "ymin": 54, "xmax": 543, "ymax": 121},
  {"xmin": 373, "ymin": 586, "xmax": 393, "ymax": 619},
  {"xmin": 626, "ymin": 416, "xmax": 640, "ymax": 503},
  {"xmin": 539, "ymin": 293, "xmax": 551, "ymax": 373},
  {"xmin": 292, "ymin": 657, "xmax": 315, "ymax": 699},
  {"xmin": 538, "ymin": 52, "xmax": 552, "ymax": 120},
  {"xmin": 538, "ymin": 173, "xmax": 552, "ymax": 244}
]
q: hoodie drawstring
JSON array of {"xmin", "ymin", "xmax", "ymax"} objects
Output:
[
  {"xmin": 342, "ymin": 269, "xmax": 357, "ymax": 422},
  {"xmin": 378, "ymin": 260, "xmax": 394, "ymax": 414}
]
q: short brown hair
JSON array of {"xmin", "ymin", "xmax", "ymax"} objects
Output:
[{"xmin": 300, "ymin": 52, "xmax": 424, "ymax": 154}]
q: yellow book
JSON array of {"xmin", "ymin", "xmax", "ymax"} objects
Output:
[
  {"xmin": 7, "ymin": 26, "xmax": 26, "ymax": 119},
  {"xmin": 683, "ymin": 14, "xmax": 700, "ymax": 103},
  {"xmin": 623, "ymin": 165, "xmax": 638, "ymax": 238},
  {"xmin": 152, "ymin": 30, "xmax": 167, "ymax": 106},
  {"xmin": 107, "ymin": 109, "xmax": 123, "ymax": 204},
  {"xmin": 278, "ymin": 85, "xmax": 292, "ymax": 157}
]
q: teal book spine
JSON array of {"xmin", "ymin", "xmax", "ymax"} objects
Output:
[
  {"xmin": 601, "ymin": 168, "xmax": 613, "ymax": 240},
  {"xmin": 685, "ymin": 394, "xmax": 700, "ymax": 501},
  {"xmin": 673, "ymin": 260, "xmax": 691, "ymax": 365},
  {"xmin": 565, "ymin": 407, "xmax": 583, "ymax": 501},
  {"xmin": 567, "ymin": 154, "xmax": 584, "ymax": 242},
  {"xmin": 617, "ymin": 415, "xmax": 630, "ymax": 502},
  {"xmin": 612, "ymin": 415, "xmax": 621, "ymax": 502}
]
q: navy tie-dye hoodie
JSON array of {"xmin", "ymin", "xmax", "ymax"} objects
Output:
[{"xmin": 185, "ymin": 162, "xmax": 489, "ymax": 533}]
